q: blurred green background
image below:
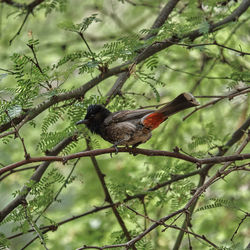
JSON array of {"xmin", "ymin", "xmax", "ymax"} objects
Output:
[{"xmin": 0, "ymin": 0, "xmax": 249, "ymax": 249}]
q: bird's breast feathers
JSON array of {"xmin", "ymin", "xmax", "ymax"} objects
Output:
[{"xmin": 101, "ymin": 121, "xmax": 151, "ymax": 146}]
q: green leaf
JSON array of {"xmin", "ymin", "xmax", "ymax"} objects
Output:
[
  {"xmin": 7, "ymin": 105, "xmax": 22, "ymax": 118},
  {"xmin": 199, "ymin": 21, "xmax": 210, "ymax": 34}
]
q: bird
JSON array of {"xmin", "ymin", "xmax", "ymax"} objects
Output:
[{"xmin": 76, "ymin": 93, "xmax": 199, "ymax": 151}]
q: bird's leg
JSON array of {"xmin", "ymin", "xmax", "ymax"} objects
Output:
[
  {"xmin": 110, "ymin": 139, "xmax": 126, "ymax": 157},
  {"xmin": 130, "ymin": 142, "xmax": 141, "ymax": 156},
  {"xmin": 112, "ymin": 143, "xmax": 119, "ymax": 154}
]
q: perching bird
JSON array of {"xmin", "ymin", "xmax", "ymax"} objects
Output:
[{"xmin": 76, "ymin": 93, "xmax": 199, "ymax": 149}]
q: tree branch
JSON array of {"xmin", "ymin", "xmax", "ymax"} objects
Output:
[
  {"xmin": 173, "ymin": 118, "xmax": 250, "ymax": 249},
  {"xmin": 1, "ymin": 0, "xmax": 25, "ymax": 9},
  {"xmin": 0, "ymin": 135, "xmax": 75, "ymax": 223},
  {"xmin": 144, "ymin": 0, "xmax": 180, "ymax": 40},
  {"xmin": 6, "ymin": 0, "xmax": 46, "ymax": 44},
  {"xmin": 183, "ymin": 88, "xmax": 250, "ymax": 121},
  {"xmin": 123, "ymin": 204, "xmax": 218, "ymax": 249},
  {"xmin": 1, "ymin": 147, "xmax": 250, "ymax": 177},
  {"xmin": 105, "ymin": 0, "xmax": 180, "ymax": 102},
  {"xmin": 231, "ymin": 212, "xmax": 250, "ymax": 241},
  {"xmin": 1, "ymin": 0, "xmax": 249, "ymax": 135},
  {"xmin": 167, "ymin": 40, "xmax": 250, "ymax": 56},
  {"xmin": 86, "ymin": 140, "xmax": 136, "ymax": 248},
  {"xmin": 0, "ymin": 165, "xmax": 38, "ymax": 182}
]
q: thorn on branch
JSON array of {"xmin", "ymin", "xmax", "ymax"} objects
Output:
[
  {"xmin": 21, "ymin": 198, "xmax": 28, "ymax": 207},
  {"xmin": 48, "ymin": 225, "xmax": 58, "ymax": 232},
  {"xmin": 190, "ymin": 189, "xmax": 196, "ymax": 195},
  {"xmin": 98, "ymin": 63, "xmax": 109, "ymax": 74},
  {"xmin": 173, "ymin": 146, "xmax": 180, "ymax": 153},
  {"xmin": 45, "ymin": 150, "xmax": 51, "ymax": 155},
  {"xmin": 125, "ymin": 192, "xmax": 132, "ymax": 200},
  {"xmin": 25, "ymin": 153, "xmax": 31, "ymax": 160},
  {"xmin": 62, "ymin": 158, "xmax": 68, "ymax": 165},
  {"xmin": 196, "ymin": 162, "xmax": 202, "ymax": 169}
]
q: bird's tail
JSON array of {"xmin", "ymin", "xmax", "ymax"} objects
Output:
[
  {"xmin": 157, "ymin": 92, "xmax": 199, "ymax": 117},
  {"xmin": 142, "ymin": 93, "xmax": 199, "ymax": 130}
]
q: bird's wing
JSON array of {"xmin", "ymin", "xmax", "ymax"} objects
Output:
[{"xmin": 104, "ymin": 109, "xmax": 155, "ymax": 125}]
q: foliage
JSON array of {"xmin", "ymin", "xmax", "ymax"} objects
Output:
[{"xmin": 0, "ymin": 0, "xmax": 249, "ymax": 250}]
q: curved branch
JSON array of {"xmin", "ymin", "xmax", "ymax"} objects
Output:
[
  {"xmin": 1, "ymin": 0, "xmax": 25, "ymax": 8},
  {"xmin": 105, "ymin": 0, "xmax": 180, "ymax": 102},
  {"xmin": 183, "ymin": 88, "xmax": 250, "ymax": 121},
  {"xmin": 0, "ymin": 63, "xmax": 129, "ymax": 137},
  {"xmin": 169, "ymin": 41, "xmax": 250, "ymax": 56},
  {"xmin": 1, "ymin": 147, "xmax": 249, "ymax": 177},
  {"xmin": 0, "ymin": 165, "xmax": 38, "ymax": 182},
  {"xmin": 0, "ymin": 135, "xmax": 75, "ymax": 223},
  {"xmin": 81, "ymin": 133, "xmax": 250, "ymax": 250},
  {"xmin": 86, "ymin": 141, "xmax": 135, "ymax": 249},
  {"xmin": 2, "ymin": 0, "xmax": 249, "ymax": 136},
  {"xmin": 4, "ymin": 0, "xmax": 46, "ymax": 44}
]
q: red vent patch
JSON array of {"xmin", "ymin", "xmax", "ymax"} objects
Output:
[{"xmin": 142, "ymin": 112, "xmax": 166, "ymax": 130}]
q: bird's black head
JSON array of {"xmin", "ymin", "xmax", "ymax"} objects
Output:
[{"xmin": 76, "ymin": 104, "xmax": 111, "ymax": 135}]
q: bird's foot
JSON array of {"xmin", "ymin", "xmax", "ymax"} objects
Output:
[
  {"xmin": 110, "ymin": 144, "xmax": 119, "ymax": 157},
  {"xmin": 131, "ymin": 144, "xmax": 139, "ymax": 156}
]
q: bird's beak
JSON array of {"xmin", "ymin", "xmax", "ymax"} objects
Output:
[{"xmin": 76, "ymin": 119, "xmax": 89, "ymax": 125}]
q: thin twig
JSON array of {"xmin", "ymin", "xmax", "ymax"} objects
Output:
[
  {"xmin": 166, "ymin": 40, "xmax": 250, "ymax": 56},
  {"xmin": 0, "ymin": 67, "xmax": 16, "ymax": 74},
  {"xmin": 7, "ymin": 0, "xmax": 45, "ymax": 44},
  {"xmin": 78, "ymin": 32, "xmax": 95, "ymax": 57},
  {"xmin": 0, "ymin": 165, "xmax": 38, "ymax": 182},
  {"xmin": 183, "ymin": 87, "xmax": 250, "ymax": 121},
  {"xmin": 9, "ymin": 11, "xmax": 30, "ymax": 45},
  {"xmin": 164, "ymin": 63, "xmax": 231, "ymax": 80},
  {"xmin": 86, "ymin": 140, "xmax": 136, "ymax": 249},
  {"xmin": 23, "ymin": 201, "xmax": 49, "ymax": 250},
  {"xmin": 5, "ymin": 110, "xmax": 30, "ymax": 160},
  {"xmin": 231, "ymin": 213, "xmax": 250, "ymax": 241},
  {"xmin": 26, "ymin": 44, "xmax": 52, "ymax": 89},
  {"xmin": 35, "ymin": 158, "xmax": 80, "ymax": 223}
]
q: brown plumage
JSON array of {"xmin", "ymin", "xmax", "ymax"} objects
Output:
[{"xmin": 76, "ymin": 93, "xmax": 199, "ymax": 149}]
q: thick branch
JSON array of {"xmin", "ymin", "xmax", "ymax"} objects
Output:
[
  {"xmin": 145, "ymin": 0, "xmax": 180, "ymax": 39},
  {"xmin": 1, "ymin": 0, "xmax": 25, "ymax": 8},
  {"xmin": 91, "ymin": 134, "xmax": 250, "ymax": 249},
  {"xmin": 105, "ymin": 0, "xmax": 180, "ymax": 101},
  {"xmin": 1, "ymin": 0, "xmax": 44, "ymax": 9},
  {"xmin": 173, "ymin": 117, "xmax": 250, "ymax": 249},
  {"xmin": 86, "ymin": 141, "xmax": 135, "ymax": 248},
  {"xmin": 0, "ymin": 63, "xmax": 129, "ymax": 136},
  {"xmin": 1, "ymin": 0, "xmax": 249, "ymax": 135},
  {"xmin": 0, "ymin": 135, "xmax": 75, "ymax": 223},
  {"xmin": 1, "ymin": 148, "xmax": 250, "ymax": 177}
]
